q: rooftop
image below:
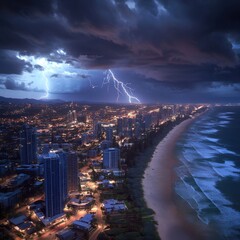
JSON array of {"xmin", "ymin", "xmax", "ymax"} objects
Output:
[{"xmin": 9, "ymin": 215, "xmax": 27, "ymax": 226}]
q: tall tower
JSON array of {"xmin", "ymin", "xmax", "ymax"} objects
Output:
[
  {"xmin": 66, "ymin": 152, "xmax": 78, "ymax": 193},
  {"xmin": 105, "ymin": 127, "xmax": 113, "ymax": 143},
  {"xmin": 94, "ymin": 122, "xmax": 102, "ymax": 139},
  {"xmin": 72, "ymin": 110, "xmax": 77, "ymax": 123},
  {"xmin": 103, "ymin": 148, "xmax": 120, "ymax": 169},
  {"xmin": 117, "ymin": 118, "xmax": 123, "ymax": 136},
  {"xmin": 44, "ymin": 153, "xmax": 67, "ymax": 218},
  {"xmin": 67, "ymin": 110, "xmax": 77, "ymax": 124},
  {"xmin": 19, "ymin": 124, "xmax": 37, "ymax": 165}
]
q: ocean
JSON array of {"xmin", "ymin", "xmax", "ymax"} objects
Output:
[{"xmin": 175, "ymin": 106, "xmax": 240, "ymax": 239}]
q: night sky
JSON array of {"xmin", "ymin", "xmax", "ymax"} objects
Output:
[{"xmin": 0, "ymin": 0, "xmax": 240, "ymax": 103}]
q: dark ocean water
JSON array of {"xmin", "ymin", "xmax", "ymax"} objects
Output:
[{"xmin": 175, "ymin": 107, "xmax": 240, "ymax": 239}]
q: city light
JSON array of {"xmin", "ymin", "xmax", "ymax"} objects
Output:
[{"xmin": 0, "ymin": 102, "xmax": 206, "ymax": 240}]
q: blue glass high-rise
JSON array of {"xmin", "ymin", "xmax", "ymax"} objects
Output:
[
  {"xmin": 19, "ymin": 124, "xmax": 37, "ymax": 165},
  {"xmin": 103, "ymin": 148, "xmax": 120, "ymax": 169},
  {"xmin": 44, "ymin": 153, "xmax": 67, "ymax": 218}
]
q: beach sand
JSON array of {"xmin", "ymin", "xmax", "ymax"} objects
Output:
[{"xmin": 143, "ymin": 117, "xmax": 208, "ymax": 240}]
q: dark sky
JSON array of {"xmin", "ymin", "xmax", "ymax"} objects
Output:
[{"xmin": 0, "ymin": 0, "xmax": 240, "ymax": 103}]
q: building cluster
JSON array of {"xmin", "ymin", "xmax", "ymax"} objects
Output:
[{"xmin": 0, "ymin": 101, "xmax": 205, "ymax": 239}]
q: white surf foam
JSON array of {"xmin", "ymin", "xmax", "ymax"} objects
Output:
[
  {"xmin": 200, "ymin": 129, "xmax": 218, "ymax": 134},
  {"xmin": 210, "ymin": 161, "xmax": 240, "ymax": 178}
]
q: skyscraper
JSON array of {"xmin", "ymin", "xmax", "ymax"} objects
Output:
[
  {"xmin": 117, "ymin": 118, "xmax": 123, "ymax": 135},
  {"xmin": 44, "ymin": 153, "xmax": 67, "ymax": 218},
  {"xmin": 103, "ymin": 148, "xmax": 120, "ymax": 169},
  {"xmin": 67, "ymin": 110, "xmax": 77, "ymax": 123},
  {"xmin": 19, "ymin": 124, "xmax": 37, "ymax": 165},
  {"xmin": 105, "ymin": 127, "xmax": 113, "ymax": 143},
  {"xmin": 94, "ymin": 122, "xmax": 102, "ymax": 139},
  {"xmin": 66, "ymin": 152, "xmax": 78, "ymax": 193}
]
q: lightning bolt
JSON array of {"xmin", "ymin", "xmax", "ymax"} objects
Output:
[
  {"xmin": 89, "ymin": 78, "xmax": 97, "ymax": 89},
  {"xmin": 16, "ymin": 50, "xmax": 67, "ymax": 100},
  {"xmin": 40, "ymin": 72, "xmax": 49, "ymax": 99},
  {"xmin": 105, "ymin": 69, "xmax": 141, "ymax": 103}
]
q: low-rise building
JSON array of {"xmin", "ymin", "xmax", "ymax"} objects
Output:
[
  {"xmin": 68, "ymin": 196, "xmax": 94, "ymax": 209},
  {"xmin": 102, "ymin": 199, "xmax": 127, "ymax": 214},
  {"xmin": 10, "ymin": 173, "xmax": 30, "ymax": 187},
  {"xmin": 72, "ymin": 213, "xmax": 95, "ymax": 232},
  {"xmin": 0, "ymin": 189, "xmax": 21, "ymax": 208},
  {"xmin": 9, "ymin": 215, "xmax": 27, "ymax": 226},
  {"xmin": 56, "ymin": 229, "xmax": 76, "ymax": 240},
  {"xmin": 16, "ymin": 164, "xmax": 44, "ymax": 176},
  {"xmin": 10, "ymin": 214, "xmax": 35, "ymax": 235}
]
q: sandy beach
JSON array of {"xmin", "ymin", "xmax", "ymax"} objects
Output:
[{"xmin": 143, "ymin": 117, "xmax": 207, "ymax": 240}]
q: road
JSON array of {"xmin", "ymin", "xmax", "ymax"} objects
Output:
[
  {"xmin": 90, "ymin": 227, "xmax": 102, "ymax": 240},
  {"xmin": 36, "ymin": 210, "xmax": 86, "ymax": 240},
  {"xmin": 0, "ymin": 226, "xmax": 22, "ymax": 240},
  {"xmin": 89, "ymin": 191, "xmax": 105, "ymax": 240},
  {"xmin": 15, "ymin": 193, "xmax": 44, "ymax": 214},
  {"xmin": 0, "ymin": 193, "xmax": 45, "ymax": 240},
  {"xmin": 4, "ymin": 163, "xmax": 104, "ymax": 240}
]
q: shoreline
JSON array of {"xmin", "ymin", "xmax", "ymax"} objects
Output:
[
  {"xmin": 127, "ymin": 118, "xmax": 189, "ymax": 239},
  {"xmin": 142, "ymin": 116, "xmax": 208, "ymax": 240}
]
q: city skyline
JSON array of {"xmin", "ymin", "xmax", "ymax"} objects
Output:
[
  {"xmin": 1, "ymin": 100, "xmax": 239, "ymax": 239},
  {"xmin": 0, "ymin": 1, "xmax": 240, "ymax": 103}
]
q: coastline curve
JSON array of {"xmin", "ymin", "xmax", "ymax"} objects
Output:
[{"xmin": 143, "ymin": 116, "xmax": 209, "ymax": 240}]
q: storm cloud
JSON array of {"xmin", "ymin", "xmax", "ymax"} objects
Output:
[
  {"xmin": 4, "ymin": 78, "xmax": 28, "ymax": 91},
  {"xmin": 0, "ymin": 0, "xmax": 240, "ymax": 102}
]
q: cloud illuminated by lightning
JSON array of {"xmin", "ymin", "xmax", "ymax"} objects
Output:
[
  {"xmin": 16, "ymin": 49, "xmax": 69, "ymax": 99},
  {"xmin": 16, "ymin": 53, "xmax": 51, "ymax": 98},
  {"xmin": 40, "ymin": 72, "xmax": 49, "ymax": 99},
  {"xmin": 15, "ymin": 50, "xmax": 140, "ymax": 103},
  {"xmin": 105, "ymin": 69, "xmax": 141, "ymax": 103}
]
